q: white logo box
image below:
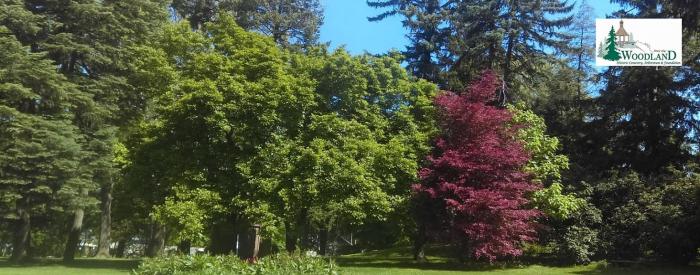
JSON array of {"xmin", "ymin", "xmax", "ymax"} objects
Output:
[{"xmin": 595, "ymin": 18, "xmax": 682, "ymax": 67}]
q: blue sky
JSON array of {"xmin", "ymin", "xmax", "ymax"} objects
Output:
[{"xmin": 319, "ymin": 0, "xmax": 622, "ymax": 55}]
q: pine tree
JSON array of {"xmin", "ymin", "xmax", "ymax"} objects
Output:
[
  {"xmin": 370, "ymin": 0, "xmax": 575, "ymax": 99},
  {"xmin": 603, "ymin": 26, "xmax": 621, "ymax": 61},
  {"xmin": 172, "ymin": 0, "xmax": 323, "ymax": 48},
  {"xmin": 414, "ymin": 71, "xmax": 541, "ymax": 261},
  {"xmin": 368, "ymin": 0, "xmax": 450, "ymax": 84},
  {"xmin": 0, "ymin": 28, "xmax": 88, "ymax": 262},
  {"xmin": 1, "ymin": 0, "xmax": 168, "ymax": 260}
]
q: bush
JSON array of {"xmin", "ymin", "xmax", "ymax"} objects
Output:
[{"xmin": 133, "ymin": 253, "xmax": 338, "ymax": 275}]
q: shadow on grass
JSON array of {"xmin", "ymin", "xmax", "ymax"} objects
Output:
[
  {"xmin": 0, "ymin": 257, "xmax": 140, "ymax": 271},
  {"xmin": 335, "ymin": 246, "xmax": 530, "ymax": 272},
  {"xmin": 335, "ymin": 258, "xmax": 518, "ymax": 272}
]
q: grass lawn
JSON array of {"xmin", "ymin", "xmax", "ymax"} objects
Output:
[
  {"xmin": 335, "ymin": 246, "xmax": 700, "ymax": 275},
  {"xmin": 1, "ymin": 248, "xmax": 699, "ymax": 275},
  {"xmin": 0, "ymin": 257, "xmax": 139, "ymax": 275}
]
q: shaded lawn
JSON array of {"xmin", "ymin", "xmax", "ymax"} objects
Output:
[
  {"xmin": 336, "ymin": 246, "xmax": 700, "ymax": 275},
  {"xmin": 0, "ymin": 257, "xmax": 139, "ymax": 275}
]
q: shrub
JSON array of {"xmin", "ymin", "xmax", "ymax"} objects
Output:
[{"xmin": 133, "ymin": 253, "xmax": 338, "ymax": 275}]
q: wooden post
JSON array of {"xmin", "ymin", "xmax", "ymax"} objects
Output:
[{"xmin": 252, "ymin": 224, "xmax": 261, "ymax": 259}]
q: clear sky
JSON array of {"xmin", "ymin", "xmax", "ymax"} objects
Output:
[{"xmin": 319, "ymin": 0, "xmax": 622, "ymax": 55}]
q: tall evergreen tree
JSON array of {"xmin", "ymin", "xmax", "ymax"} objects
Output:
[
  {"xmin": 368, "ymin": 0, "xmax": 451, "ymax": 84},
  {"xmin": 370, "ymin": 0, "xmax": 574, "ymax": 100},
  {"xmin": 567, "ymin": 1, "xmax": 595, "ymax": 109},
  {"xmin": 0, "ymin": 28, "xmax": 89, "ymax": 262},
  {"xmin": 1, "ymin": 0, "xmax": 169, "ymax": 260},
  {"xmin": 171, "ymin": 0, "xmax": 323, "ymax": 47}
]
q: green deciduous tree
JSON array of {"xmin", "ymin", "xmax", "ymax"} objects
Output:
[
  {"xmin": 123, "ymin": 15, "xmax": 437, "ymax": 257},
  {"xmin": 122, "ymin": 16, "xmax": 317, "ymax": 255}
]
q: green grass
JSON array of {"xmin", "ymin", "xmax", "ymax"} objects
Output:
[
  {"xmin": 335, "ymin": 246, "xmax": 700, "ymax": 275},
  {"xmin": 2, "ymin": 249, "xmax": 699, "ymax": 275},
  {"xmin": 0, "ymin": 257, "xmax": 139, "ymax": 275}
]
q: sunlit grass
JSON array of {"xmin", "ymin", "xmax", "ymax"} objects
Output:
[
  {"xmin": 0, "ymin": 257, "xmax": 139, "ymax": 275},
  {"xmin": 1, "ymin": 250, "xmax": 699, "ymax": 275}
]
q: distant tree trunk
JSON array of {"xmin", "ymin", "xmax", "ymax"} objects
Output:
[
  {"xmin": 284, "ymin": 221, "xmax": 296, "ymax": 252},
  {"xmin": 145, "ymin": 223, "xmax": 165, "ymax": 257},
  {"xmin": 208, "ymin": 215, "xmax": 237, "ymax": 254},
  {"xmin": 96, "ymin": 178, "xmax": 113, "ymax": 257},
  {"xmin": 413, "ymin": 220, "xmax": 427, "ymax": 263},
  {"xmin": 115, "ymin": 239, "xmax": 126, "ymax": 258},
  {"xmin": 63, "ymin": 206, "xmax": 85, "ymax": 262},
  {"xmin": 298, "ymin": 209, "xmax": 311, "ymax": 250},
  {"xmin": 318, "ymin": 227, "xmax": 328, "ymax": 256},
  {"xmin": 10, "ymin": 203, "xmax": 30, "ymax": 262},
  {"xmin": 457, "ymin": 238, "xmax": 471, "ymax": 263},
  {"xmin": 178, "ymin": 240, "xmax": 191, "ymax": 255}
]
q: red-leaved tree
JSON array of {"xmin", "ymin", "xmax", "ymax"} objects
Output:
[{"xmin": 413, "ymin": 71, "xmax": 541, "ymax": 262}]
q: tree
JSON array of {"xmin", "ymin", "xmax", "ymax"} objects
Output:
[
  {"xmin": 171, "ymin": 0, "xmax": 324, "ymax": 47},
  {"xmin": 0, "ymin": 28, "xmax": 90, "ymax": 262},
  {"xmin": 233, "ymin": 48, "xmax": 438, "ymax": 254},
  {"xmin": 1, "ymin": 0, "xmax": 169, "ymax": 260},
  {"xmin": 593, "ymin": 168, "xmax": 700, "ymax": 262},
  {"xmin": 414, "ymin": 71, "xmax": 540, "ymax": 262},
  {"xmin": 370, "ymin": 0, "xmax": 574, "ymax": 101},
  {"xmin": 368, "ymin": 0, "xmax": 451, "ymax": 84},
  {"xmin": 602, "ymin": 26, "xmax": 620, "ymax": 61},
  {"xmin": 567, "ymin": 1, "xmax": 596, "ymax": 109},
  {"xmin": 508, "ymin": 104, "xmax": 583, "ymax": 220},
  {"xmin": 122, "ymin": 16, "xmax": 319, "ymax": 256},
  {"xmin": 171, "ymin": 0, "xmax": 238, "ymax": 29},
  {"xmin": 508, "ymin": 103, "xmax": 596, "ymax": 265}
]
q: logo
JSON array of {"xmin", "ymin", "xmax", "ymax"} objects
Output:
[{"xmin": 595, "ymin": 19, "xmax": 682, "ymax": 66}]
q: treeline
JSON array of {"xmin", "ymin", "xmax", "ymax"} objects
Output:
[{"xmin": 0, "ymin": 0, "xmax": 699, "ymax": 266}]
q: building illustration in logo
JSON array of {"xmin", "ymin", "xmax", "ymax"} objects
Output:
[
  {"xmin": 615, "ymin": 20, "xmax": 631, "ymax": 46},
  {"xmin": 599, "ymin": 20, "xmax": 636, "ymax": 61}
]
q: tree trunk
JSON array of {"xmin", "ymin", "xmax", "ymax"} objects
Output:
[
  {"xmin": 413, "ymin": 220, "xmax": 427, "ymax": 263},
  {"xmin": 145, "ymin": 223, "xmax": 165, "ymax": 257},
  {"xmin": 208, "ymin": 215, "xmax": 237, "ymax": 254},
  {"xmin": 500, "ymin": 5, "xmax": 518, "ymax": 105},
  {"xmin": 96, "ymin": 178, "xmax": 113, "ymax": 257},
  {"xmin": 319, "ymin": 227, "xmax": 328, "ymax": 256},
  {"xmin": 10, "ymin": 204, "xmax": 30, "ymax": 262},
  {"xmin": 298, "ymin": 209, "xmax": 311, "ymax": 250},
  {"xmin": 63, "ymin": 207, "xmax": 85, "ymax": 262},
  {"xmin": 115, "ymin": 239, "xmax": 126, "ymax": 258},
  {"xmin": 284, "ymin": 221, "xmax": 296, "ymax": 253},
  {"xmin": 178, "ymin": 240, "xmax": 191, "ymax": 255}
]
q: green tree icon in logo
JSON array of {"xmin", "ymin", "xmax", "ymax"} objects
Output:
[{"xmin": 603, "ymin": 26, "xmax": 621, "ymax": 61}]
